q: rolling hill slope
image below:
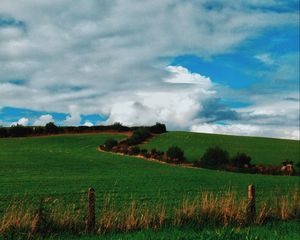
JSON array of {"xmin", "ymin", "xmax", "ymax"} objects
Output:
[
  {"xmin": 0, "ymin": 132, "xmax": 299, "ymax": 214},
  {"xmin": 142, "ymin": 131, "xmax": 300, "ymax": 165}
]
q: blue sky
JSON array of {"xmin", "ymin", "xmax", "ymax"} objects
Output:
[
  {"xmin": 0, "ymin": 0, "xmax": 299, "ymax": 139},
  {"xmin": 0, "ymin": 107, "xmax": 106, "ymax": 126}
]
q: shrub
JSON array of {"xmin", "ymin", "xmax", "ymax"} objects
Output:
[
  {"xmin": 199, "ymin": 146, "xmax": 229, "ymax": 169},
  {"xmin": 166, "ymin": 146, "xmax": 185, "ymax": 164},
  {"xmin": 104, "ymin": 139, "xmax": 118, "ymax": 151},
  {"xmin": 126, "ymin": 128, "xmax": 151, "ymax": 145},
  {"xmin": 111, "ymin": 122, "xmax": 131, "ymax": 132},
  {"xmin": 140, "ymin": 149, "xmax": 149, "ymax": 157},
  {"xmin": 0, "ymin": 127, "xmax": 8, "ymax": 138},
  {"xmin": 129, "ymin": 146, "xmax": 140, "ymax": 155},
  {"xmin": 149, "ymin": 122, "xmax": 167, "ymax": 134},
  {"xmin": 150, "ymin": 148, "xmax": 158, "ymax": 156},
  {"xmin": 156, "ymin": 151, "xmax": 164, "ymax": 161},
  {"xmin": 150, "ymin": 148, "xmax": 163, "ymax": 159},
  {"xmin": 33, "ymin": 126, "xmax": 46, "ymax": 135},
  {"xmin": 230, "ymin": 153, "xmax": 252, "ymax": 168},
  {"xmin": 9, "ymin": 124, "xmax": 32, "ymax": 137},
  {"xmin": 119, "ymin": 145, "xmax": 129, "ymax": 154},
  {"xmin": 282, "ymin": 160, "xmax": 293, "ymax": 166}
]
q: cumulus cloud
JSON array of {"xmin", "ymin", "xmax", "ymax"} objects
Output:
[
  {"xmin": 64, "ymin": 105, "xmax": 81, "ymax": 126},
  {"xmin": 199, "ymin": 98, "xmax": 239, "ymax": 122},
  {"xmin": 33, "ymin": 114, "xmax": 54, "ymax": 126},
  {"xmin": 164, "ymin": 66, "xmax": 212, "ymax": 86},
  {"xmin": 10, "ymin": 117, "xmax": 29, "ymax": 126},
  {"xmin": 191, "ymin": 123, "xmax": 299, "ymax": 140},
  {"xmin": 105, "ymin": 66, "xmax": 215, "ymax": 128},
  {"xmin": 191, "ymin": 92, "xmax": 300, "ymax": 140},
  {"xmin": 83, "ymin": 121, "xmax": 93, "ymax": 127}
]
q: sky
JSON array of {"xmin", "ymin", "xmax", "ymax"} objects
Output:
[{"xmin": 0, "ymin": 0, "xmax": 299, "ymax": 139}]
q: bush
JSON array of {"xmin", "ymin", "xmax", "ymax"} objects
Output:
[
  {"xmin": 166, "ymin": 146, "xmax": 185, "ymax": 164},
  {"xmin": 129, "ymin": 146, "xmax": 140, "ymax": 155},
  {"xmin": 126, "ymin": 128, "xmax": 151, "ymax": 145},
  {"xmin": 111, "ymin": 122, "xmax": 131, "ymax": 132},
  {"xmin": 140, "ymin": 149, "xmax": 148, "ymax": 157},
  {"xmin": 157, "ymin": 151, "xmax": 164, "ymax": 160},
  {"xmin": 150, "ymin": 123, "xmax": 167, "ymax": 134},
  {"xmin": 150, "ymin": 148, "xmax": 161, "ymax": 159},
  {"xmin": 199, "ymin": 146, "xmax": 229, "ymax": 169},
  {"xmin": 104, "ymin": 139, "xmax": 118, "ymax": 151},
  {"xmin": 33, "ymin": 126, "xmax": 46, "ymax": 135},
  {"xmin": 0, "ymin": 127, "xmax": 8, "ymax": 137},
  {"xmin": 9, "ymin": 124, "xmax": 33, "ymax": 137},
  {"xmin": 282, "ymin": 160, "xmax": 293, "ymax": 166},
  {"xmin": 230, "ymin": 153, "xmax": 252, "ymax": 168},
  {"xmin": 118, "ymin": 145, "xmax": 129, "ymax": 154}
]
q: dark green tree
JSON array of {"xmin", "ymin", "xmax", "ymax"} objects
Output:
[
  {"xmin": 45, "ymin": 122, "xmax": 59, "ymax": 134},
  {"xmin": 199, "ymin": 146, "xmax": 229, "ymax": 168},
  {"xmin": 166, "ymin": 146, "xmax": 185, "ymax": 164},
  {"xmin": 150, "ymin": 122, "xmax": 167, "ymax": 134}
]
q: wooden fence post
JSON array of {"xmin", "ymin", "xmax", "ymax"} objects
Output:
[
  {"xmin": 87, "ymin": 187, "xmax": 95, "ymax": 233},
  {"xmin": 247, "ymin": 184, "xmax": 256, "ymax": 223}
]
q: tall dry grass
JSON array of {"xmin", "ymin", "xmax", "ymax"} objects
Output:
[{"xmin": 0, "ymin": 190, "xmax": 299, "ymax": 238}]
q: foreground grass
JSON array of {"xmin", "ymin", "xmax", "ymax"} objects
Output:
[
  {"xmin": 142, "ymin": 131, "xmax": 300, "ymax": 165},
  {"xmin": 0, "ymin": 190, "xmax": 299, "ymax": 239},
  {"xmin": 44, "ymin": 222, "xmax": 300, "ymax": 240}
]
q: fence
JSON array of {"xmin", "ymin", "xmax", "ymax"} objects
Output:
[
  {"xmin": 0, "ymin": 184, "xmax": 299, "ymax": 236},
  {"xmin": 85, "ymin": 185, "xmax": 258, "ymax": 232}
]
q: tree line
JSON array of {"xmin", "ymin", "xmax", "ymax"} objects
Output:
[{"xmin": 0, "ymin": 122, "xmax": 167, "ymax": 138}]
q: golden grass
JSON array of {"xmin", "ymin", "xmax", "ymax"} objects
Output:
[{"xmin": 1, "ymin": 190, "xmax": 299, "ymax": 238}]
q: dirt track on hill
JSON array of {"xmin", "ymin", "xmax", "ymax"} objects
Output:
[{"xmin": 96, "ymin": 146, "xmax": 196, "ymax": 169}]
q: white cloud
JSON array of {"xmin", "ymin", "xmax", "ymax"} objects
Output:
[
  {"xmin": 105, "ymin": 66, "xmax": 215, "ymax": 128},
  {"xmin": 0, "ymin": 27, "xmax": 24, "ymax": 41},
  {"xmin": 64, "ymin": 105, "xmax": 81, "ymax": 126},
  {"xmin": 190, "ymin": 91, "xmax": 300, "ymax": 140},
  {"xmin": 164, "ymin": 66, "xmax": 212, "ymax": 86},
  {"xmin": 255, "ymin": 54, "xmax": 274, "ymax": 65},
  {"xmin": 10, "ymin": 117, "xmax": 29, "ymax": 126},
  {"xmin": 83, "ymin": 120, "xmax": 93, "ymax": 127},
  {"xmin": 0, "ymin": 0, "xmax": 297, "ymax": 113},
  {"xmin": 191, "ymin": 123, "xmax": 299, "ymax": 140},
  {"xmin": 237, "ymin": 93, "xmax": 300, "ymax": 126},
  {"xmin": 33, "ymin": 114, "xmax": 54, "ymax": 126}
]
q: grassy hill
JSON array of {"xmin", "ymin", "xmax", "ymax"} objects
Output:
[
  {"xmin": 0, "ymin": 133, "xmax": 299, "ymax": 214},
  {"xmin": 142, "ymin": 131, "xmax": 300, "ymax": 165}
]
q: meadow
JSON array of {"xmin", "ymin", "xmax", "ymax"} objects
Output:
[
  {"xmin": 143, "ymin": 131, "xmax": 300, "ymax": 165},
  {"xmin": 0, "ymin": 132, "xmax": 299, "ymax": 238}
]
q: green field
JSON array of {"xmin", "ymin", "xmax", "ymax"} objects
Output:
[
  {"xmin": 0, "ymin": 132, "xmax": 299, "ymax": 238},
  {"xmin": 143, "ymin": 131, "xmax": 300, "ymax": 165},
  {"xmin": 0, "ymin": 132, "xmax": 299, "ymax": 213}
]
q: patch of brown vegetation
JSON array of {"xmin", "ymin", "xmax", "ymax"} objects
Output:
[{"xmin": 1, "ymin": 191, "xmax": 299, "ymax": 237}]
